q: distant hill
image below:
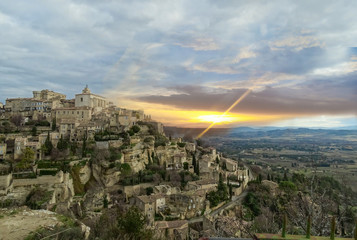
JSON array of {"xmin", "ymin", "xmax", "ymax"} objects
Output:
[{"xmin": 164, "ymin": 126, "xmax": 357, "ymax": 140}]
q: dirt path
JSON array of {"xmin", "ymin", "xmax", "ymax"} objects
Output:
[{"xmin": 0, "ymin": 208, "xmax": 61, "ymax": 240}]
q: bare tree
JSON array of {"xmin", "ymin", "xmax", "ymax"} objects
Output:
[{"xmin": 10, "ymin": 114, "xmax": 23, "ymax": 127}]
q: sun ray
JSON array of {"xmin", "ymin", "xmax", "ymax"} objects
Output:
[{"xmin": 196, "ymin": 88, "xmax": 253, "ymax": 139}]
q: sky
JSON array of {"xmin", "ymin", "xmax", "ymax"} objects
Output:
[{"xmin": 0, "ymin": 0, "xmax": 357, "ymax": 128}]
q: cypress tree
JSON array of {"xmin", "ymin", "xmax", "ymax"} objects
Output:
[
  {"xmin": 52, "ymin": 118, "xmax": 56, "ymax": 131},
  {"xmin": 31, "ymin": 126, "xmax": 37, "ymax": 136},
  {"xmin": 306, "ymin": 215, "xmax": 311, "ymax": 239},
  {"xmin": 82, "ymin": 133, "xmax": 87, "ymax": 158},
  {"xmin": 44, "ymin": 131, "xmax": 53, "ymax": 156},
  {"xmin": 196, "ymin": 161, "xmax": 200, "ymax": 176},
  {"xmin": 282, "ymin": 213, "xmax": 287, "ymax": 238},
  {"xmin": 330, "ymin": 216, "xmax": 335, "ymax": 240},
  {"xmin": 147, "ymin": 151, "xmax": 151, "ymax": 165},
  {"xmin": 229, "ymin": 184, "xmax": 233, "ymax": 200},
  {"xmin": 192, "ymin": 154, "xmax": 197, "ymax": 173}
]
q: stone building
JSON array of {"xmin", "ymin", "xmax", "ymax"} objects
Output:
[
  {"xmin": 33, "ymin": 89, "xmax": 66, "ymax": 101},
  {"xmin": 5, "ymin": 90, "xmax": 65, "ymax": 119},
  {"xmin": 135, "ymin": 194, "xmax": 166, "ymax": 224},
  {"xmin": 38, "ymin": 132, "xmax": 60, "ymax": 147},
  {"xmin": 155, "ymin": 220, "xmax": 188, "ymax": 240},
  {"xmin": 53, "ymin": 107, "xmax": 92, "ymax": 123},
  {"xmin": 75, "ymin": 86, "xmax": 108, "ymax": 112},
  {"xmin": 58, "ymin": 119, "xmax": 80, "ymax": 139},
  {"xmin": 14, "ymin": 137, "xmax": 41, "ymax": 160}
]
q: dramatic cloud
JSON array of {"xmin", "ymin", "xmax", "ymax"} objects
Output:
[{"xmin": 1, "ymin": 0, "xmax": 357, "ymax": 127}]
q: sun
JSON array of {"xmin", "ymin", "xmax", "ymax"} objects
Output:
[{"xmin": 195, "ymin": 114, "xmax": 240, "ymax": 124}]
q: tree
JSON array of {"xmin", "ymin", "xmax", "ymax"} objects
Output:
[
  {"xmin": 18, "ymin": 147, "xmax": 35, "ymax": 169},
  {"xmin": 10, "ymin": 114, "xmax": 22, "ymax": 127},
  {"xmin": 195, "ymin": 160, "xmax": 200, "ymax": 176},
  {"xmin": 183, "ymin": 162, "xmax": 189, "ymax": 170},
  {"xmin": 306, "ymin": 215, "xmax": 311, "ymax": 239},
  {"xmin": 217, "ymin": 173, "xmax": 228, "ymax": 201},
  {"xmin": 243, "ymin": 192, "xmax": 261, "ymax": 217},
  {"xmin": 192, "ymin": 153, "xmax": 197, "ymax": 171},
  {"xmin": 146, "ymin": 187, "xmax": 153, "ymax": 196},
  {"xmin": 43, "ymin": 132, "xmax": 53, "ymax": 156},
  {"xmin": 282, "ymin": 213, "xmax": 287, "ymax": 238},
  {"xmin": 120, "ymin": 163, "xmax": 132, "ymax": 177},
  {"xmin": 57, "ymin": 135, "xmax": 68, "ymax": 151},
  {"xmin": 330, "ymin": 216, "xmax": 336, "ymax": 240},
  {"xmin": 70, "ymin": 141, "xmax": 78, "ymax": 156},
  {"xmin": 51, "ymin": 118, "xmax": 56, "ymax": 131},
  {"xmin": 207, "ymin": 191, "xmax": 221, "ymax": 207},
  {"xmin": 31, "ymin": 126, "xmax": 37, "ymax": 136},
  {"xmin": 117, "ymin": 206, "xmax": 153, "ymax": 239},
  {"xmin": 82, "ymin": 133, "xmax": 87, "ymax": 158},
  {"xmin": 229, "ymin": 184, "xmax": 233, "ymax": 200},
  {"xmin": 131, "ymin": 125, "xmax": 141, "ymax": 134},
  {"xmin": 147, "ymin": 151, "xmax": 152, "ymax": 165},
  {"xmin": 103, "ymin": 195, "xmax": 108, "ymax": 209}
]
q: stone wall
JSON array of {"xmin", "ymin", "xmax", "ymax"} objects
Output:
[
  {"xmin": 12, "ymin": 173, "xmax": 63, "ymax": 187},
  {"xmin": 96, "ymin": 141, "xmax": 109, "ymax": 149},
  {"xmin": 122, "ymin": 183, "xmax": 155, "ymax": 199}
]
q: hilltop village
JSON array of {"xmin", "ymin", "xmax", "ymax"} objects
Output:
[{"xmin": 0, "ymin": 87, "xmax": 250, "ymax": 239}]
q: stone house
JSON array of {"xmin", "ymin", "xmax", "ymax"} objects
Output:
[
  {"xmin": 223, "ymin": 157, "xmax": 238, "ymax": 172},
  {"xmin": 155, "ymin": 146, "xmax": 187, "ymax": 169},
  {"xmin": 58, "ymin": 119, "xmax": 80, "ymax": 139},
  {"xmin": 135, "ymin": 194, "xmax": 166, "ymax": 224},
  {"xmin": 74, "ymin": 121, "xmax": 103, "ymax": 141},
  {"xmin": 168, "ymin": 191, "xmax": 206, "ymax": 218},
  {"xmin": 53, "ymin": 107, "xmax": 92, "ymax": 124},
  {"xmin": 14, "ymin": 137, "xmax": 41, "ymax": 160},
  {"xmin": 146, "ymin": 121, "xmax": 164, "ymax": 134},
  {"xmin": 155, "ymin": 220, "xmax": 188, "ymax": 240},
  {"xmin": 5, "ymin": 90, "xmax": 65, "ymax": 119},
  {"xmin": 38, "ymin": 132, "xmax": 61, "ymax": 147}
]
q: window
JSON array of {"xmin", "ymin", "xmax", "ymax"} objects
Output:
[{"xmin": 81, "ymin": 97, "xmax": 83, "ymax": 102}]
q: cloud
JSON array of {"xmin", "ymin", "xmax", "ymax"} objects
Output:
[
  {"xmin": 270, "ymin": 35, "xmax": 324, "ymax": 51},
  {"xmin": 135, "ymin": 73, "xmax": 357, "ymax": 116},
  {"xmin": 1, "ymin": 0, "xmax": 357, "ymax": 128},
  {"xmin": 174, "ymin": 37, "xmax": 220, "ymax": 51},
  {"xmin": 234, "ymin": 47, "xmax": 257, "ymax": 63}
]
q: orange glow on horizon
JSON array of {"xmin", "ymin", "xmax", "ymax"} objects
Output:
[
  {"xmin": 105, "ymin": 94, "xmax": 290, "ymax": 128},
  {"xmin": 197, "ymin": 88, "xmax": 253, "ymax": 139}
]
